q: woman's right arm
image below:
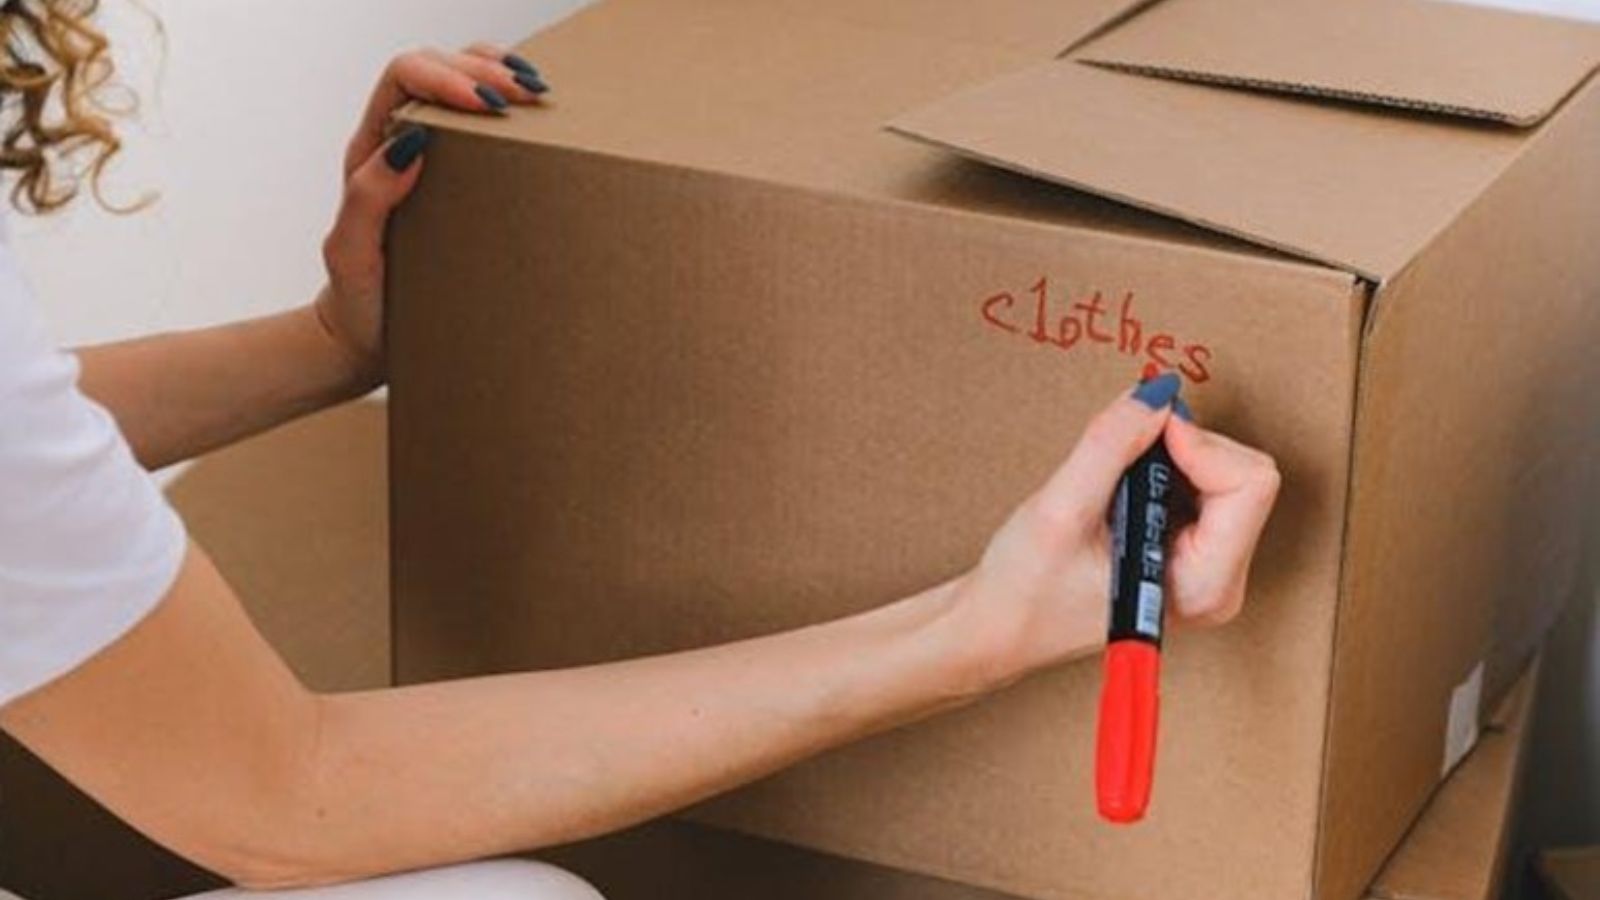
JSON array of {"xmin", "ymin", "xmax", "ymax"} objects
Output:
[{"xmin": 0, "ymin": 386, "xmax": 1277, "ymax": 891}]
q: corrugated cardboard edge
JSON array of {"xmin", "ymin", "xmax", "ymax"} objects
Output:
[
  {"xmin": 1079, "ymin": 60, "xmax": 1543, "ymax": 126},
  {"xmin": 1072, "ymin": 0, "xmax": 1600, "ymax": 129}
]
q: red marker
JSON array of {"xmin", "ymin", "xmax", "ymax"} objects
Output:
[{"xmin": 1096, "ymin": 364, "xmax": 1184, "ymax": 824}]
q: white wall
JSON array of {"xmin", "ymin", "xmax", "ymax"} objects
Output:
[{"xmin": 14, "ymin": 0, "xmax": 588, "ymax": 347}]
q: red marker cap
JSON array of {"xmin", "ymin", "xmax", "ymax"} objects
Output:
[{"xmin": 1096, "ymin": 640, "xmax": 1161, "ymax": 823}]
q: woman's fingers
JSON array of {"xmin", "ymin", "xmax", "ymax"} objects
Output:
[
  {"xmin": 344, "ymin": 47, "xmax": 547, "ymax": 177},
  {"xmin": 459, "ymin": 44, "xmax": 550, "ymax": 98},
  {"xmin": 325, "ymin": 126, "xmax": 428, "ymax": 300},
  {"xmin": 1029, "ymin": 374, "xmax": 1182, "ymax": 541},
  {"xmin": 1162, "ymin": 415, "xmax": 1281, "ymax": 625},
  {"xmin": 317, "ymin": 125, "xmax": 430, "ymax": 369},
  {"xmin": 428, "ymin": 49, "xmax": 548, "ymax": 106}
]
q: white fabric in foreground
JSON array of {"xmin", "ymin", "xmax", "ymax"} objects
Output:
[{"xmin": 186, "ymin": 860, "xmax": 605, "ymax": 900}]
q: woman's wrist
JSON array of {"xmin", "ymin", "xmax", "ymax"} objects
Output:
[
  {"xmin": 307, "ymin": 287, "xmax": 384, "ymax": 399},
  {"xmin": 911, "ymin": 575, "xmax": 1032, "ymax": 703},
  {"xmin": 927, "ymin": 570, "xmax": 1106, "ymax": 699}
]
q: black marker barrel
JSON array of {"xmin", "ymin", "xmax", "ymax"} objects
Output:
[{"xmin": 1108, "ymin": 441, "xmax": 1177, "ymax": 647}]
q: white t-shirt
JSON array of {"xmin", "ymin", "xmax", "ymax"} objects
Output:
[{"xmin": 0, "ymin": 235, "xmax": 187, "ymax": 710}]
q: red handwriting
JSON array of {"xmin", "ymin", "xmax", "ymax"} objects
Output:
[{"xmin": 980, "ymin": 276, "xmax": 1212, "ymax": 383}]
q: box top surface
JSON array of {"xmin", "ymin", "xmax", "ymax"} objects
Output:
[
  {"xmin": 892, "ymin": 0, "xmax": 1600, "ymax": 280},
  {"xmin": 406, "ymin": 0, "xmax": 1310, "ymax": 270},
  {"xmin": 411, "ymin": 0, "xmax": 1600, "ymax": 281}
]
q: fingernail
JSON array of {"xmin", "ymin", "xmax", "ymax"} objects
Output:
[
  {"xmin": 513, "ymin": 71, "xmax": 549, "ymax": 95},
  {"xmin": 475, "ymin": 83, "xmax": 510, "ymax": 114},
  {"xmin": 503, "ymin": 53, "xmax": 539, "ymax": 78},
  {"xmin": 384, "ymin": 124, "xmax": 431, "ymax": 172},
  {"xmin": 1131, "ymin": 372, "xmax": 1182, "ymax": 410},
  {"xmin": 1173, "ymin": 397, "xmax": 1195, "ymax": 423}
]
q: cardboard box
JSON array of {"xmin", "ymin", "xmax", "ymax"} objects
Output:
[
  {"xmin": 0, "ymin": 402, "xmax": 1548, "ymax": 900},
  {"xmin": 542, "ymin": 652, "xmax": 1543, "ymax": 900},
  {"xmin": 381, "ymin": 2, "xmax": 1600, "ymax": 898},
  {"xmin": 1537, "ymin": 847, "xmax": 1600, "ymax": 900},
  {"xmin": 1364, "ymin": 657, "xmax": 1539, "ymax": 900}
]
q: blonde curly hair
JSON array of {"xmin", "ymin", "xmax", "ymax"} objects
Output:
[{"xmin": 0, "ymin": 0, "xmax": 127, "ymax": 213}]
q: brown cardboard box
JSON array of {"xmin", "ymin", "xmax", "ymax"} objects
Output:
[
  {"xmin": 545, "ymin": 653, "xmax": 1542, "ymax": 900},
  {"xmin": 386, "ymin": 1, "xmax": 1600, "ymax": 899},
  {"xmin": 1364, "ymin": 660, "xmax": 1539, "ymax": 900},
  {"xmin": 0, "ymin": 402, "xmax": 1547, "ymax": 900},
  {"xmin": 1537, "ymin": 847, "xmax": 1600, "ymax": 900}
]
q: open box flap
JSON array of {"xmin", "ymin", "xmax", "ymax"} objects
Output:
[
  {"xmin": 888, "ymin": 60, "xmax": 1535, "ymax": 280},
  {"xmin": 888, "ymin": 0, "xmax": 1600, "ymax": 280},
  {"xmin": 1079, "ymin": 0, "xmax": 1600, "ymax": 127}
]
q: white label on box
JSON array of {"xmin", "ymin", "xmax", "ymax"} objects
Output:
[{"xmin": 1442, "ymin": 661, "xmax": 1485, "ymax": 776}]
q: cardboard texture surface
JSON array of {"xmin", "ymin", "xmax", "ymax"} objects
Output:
[
  {"xmin": 1077, "ymin": 0, "xmax": 1600, "ymax": 126},
  {"xmin": 1538, "ymin": 847, "xmax": 1600, "ymax": 900},
  {"xmin": 1363, "ymin": 659, "xmax": 1538, "ymax": 900},
  {"xmin": 891, "ymin": 0, "xmax": 1600, "ymax": 279},
  {"xmin": 1321, "ymin": 61, "xmax": 1600, "ymax": 900},
  {"xmin": 387, "ymin": 1, "xmax": 1600, "ymax": 899},
  {"xmin": 390, "ymin": 128, "xmax": 1360, "ymax": 900},
  {"xmin": 400, "ymin": 0, "xmax": 1266, "ymax": 263},
  {"xmin": 890, "ymin": 59, "xmax": 1530, "ymax": 281},
  {"xmin": 539, "ymin": 655, "xmax": 1542, "ymax": 900}
]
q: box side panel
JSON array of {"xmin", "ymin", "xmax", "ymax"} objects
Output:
[
  {"xmin": 387, "ymin": 132, "xmax": 1360, "ymax": 900},
  {"xmin": 1321, "ymin": 77, "xmax": 1600, "ymax": 900},
  {"xmin": 1364, "ymin": 654, "xmax": 1541, "ymax": 900}
]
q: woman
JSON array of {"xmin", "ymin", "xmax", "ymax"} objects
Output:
[{"xmin": 0, "ymin": 2, "xmax": 1281, "ymax": 898}]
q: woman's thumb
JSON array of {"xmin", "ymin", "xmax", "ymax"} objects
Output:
[{"xmin": 324, "ymin": 125, "xmax": 428, "ymax": 283}]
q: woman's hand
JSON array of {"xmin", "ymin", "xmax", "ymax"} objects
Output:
[
  {"xmin": 314, "ymin": 44, "xmax": 550, "ymax": 390},
  {"xmin": 947, "ymin": 374, "xmax": 1281, "ymax": 690}
]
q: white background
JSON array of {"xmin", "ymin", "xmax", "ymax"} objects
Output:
[
  {"xmin": 8, "ymin": 0, "xmax": 1597, "ymax": 889},
  {"xmin": 14, "ymin": 0, "xmax": 588, "ymax": 346}
]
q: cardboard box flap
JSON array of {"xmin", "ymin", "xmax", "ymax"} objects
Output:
[
  {"xmin": 1078, "ymin": 0, "xmax": 1600, "ymax": 128},
  {"xmin": 888, "ymin": 60, "xmax": 1528, "ymax": 280}
]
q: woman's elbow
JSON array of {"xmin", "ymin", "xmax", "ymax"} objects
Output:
[{"xmin": 157, "ymin": 703, "xmax": 358, "ymax": 890}]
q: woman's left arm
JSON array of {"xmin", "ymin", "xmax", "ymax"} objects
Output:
[{"xmin": 77, "ymin": 44, "xmax": 548, "ymax": 470}]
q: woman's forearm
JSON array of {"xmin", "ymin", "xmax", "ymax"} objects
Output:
[
  {"xmin": 0, "ymin": 545, "xmax": 1011, "ymax": 892},
  {"xmin": 288, "ymin": 578, "xmax": 993, "ymax": 886},
  {"xmin": 75, "ymin": 292, "xmax": 376, "ymax": 470}
]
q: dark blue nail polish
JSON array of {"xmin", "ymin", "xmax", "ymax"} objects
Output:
[
  {"xmin": 475, "ymin": 83, "xmax": 510, "ymax": 114},
  {"xmin": 513, "ymin": 71, "xmax": 549, "ymax": 95},
  {"xmin": 384, "ymin": 124, "xmax": 430, "ymax": 172},
  {"xmin": 1131, "ymin": 372, "xmax": 1182, "ymax": 410},
  {"xmin": 503, "ymin": 53, "xmax": 540, "ymax": 78},
  {"xmin": 1173, "ymin": 397, "xmax": 1195, "ymax": 423}
]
